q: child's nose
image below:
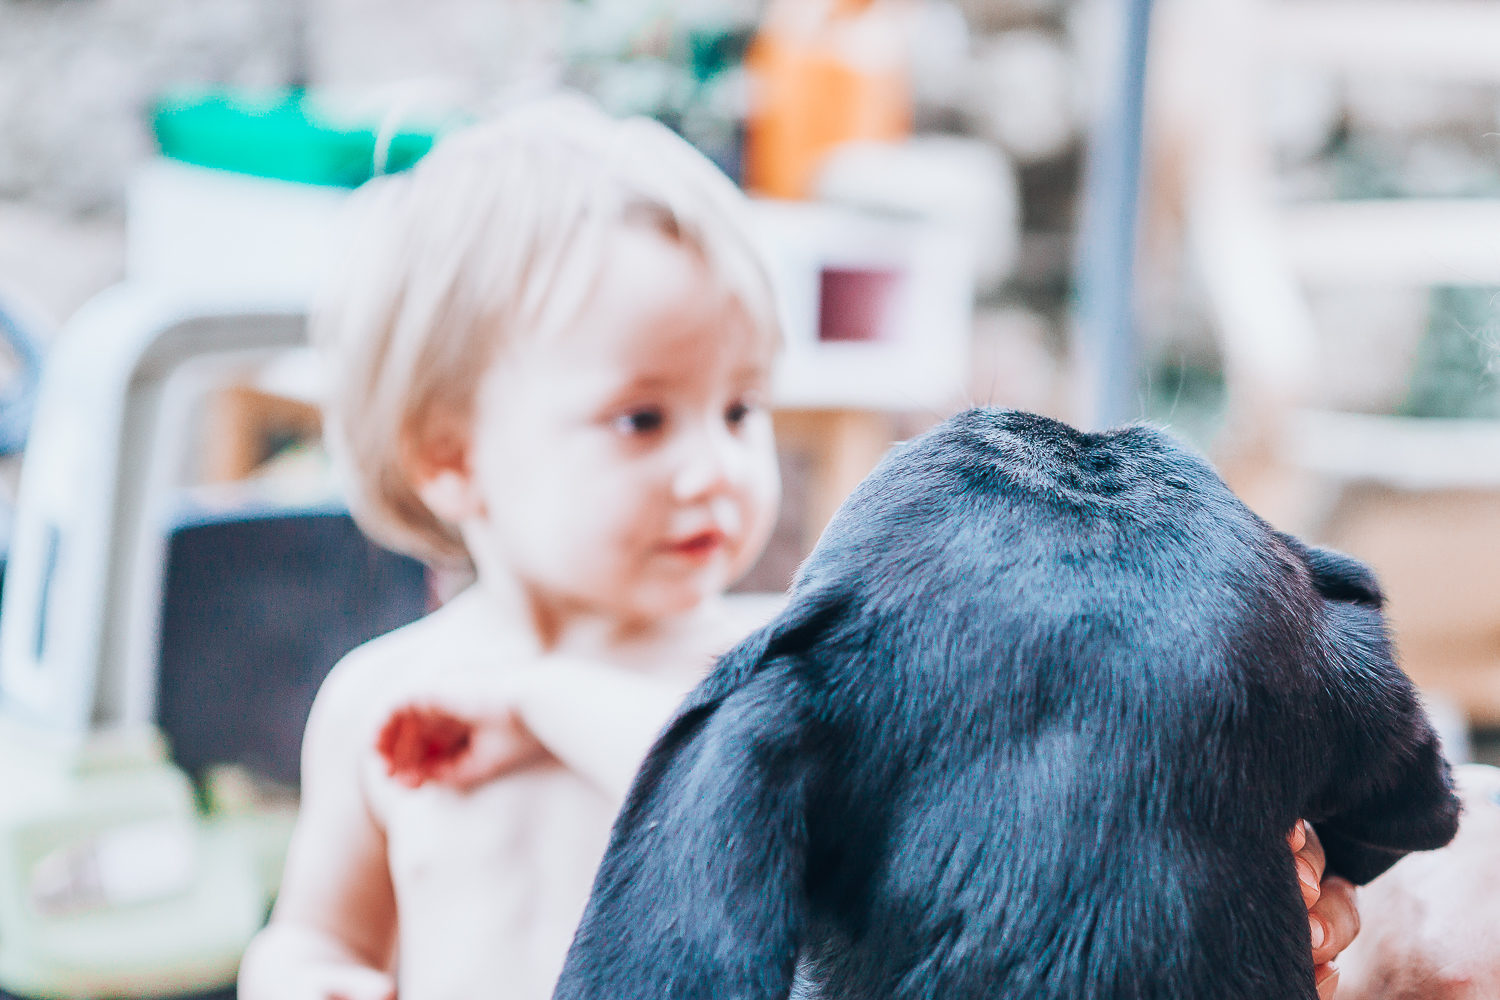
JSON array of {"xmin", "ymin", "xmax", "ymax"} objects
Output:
[{"xmin": 671, "ymin": 426, "xmax": 740, "ymax": 503}]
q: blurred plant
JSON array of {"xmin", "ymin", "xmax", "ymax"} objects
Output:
[
  {"xmin": 1400, "ymin": 286, "xmax": 1500, "ymax": 419},
  {"xmin": 559, "ymin": 0, "xmax": 761, "ymax": 177},
  {"xmin": 1140, "ymin": 353, "xmax": 1228, "ymax": 451},
  {"xmin": 1321, "ymin": 129, "xmax": 1500, "ymax": 201}
]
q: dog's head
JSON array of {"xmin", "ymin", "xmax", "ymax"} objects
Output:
[{"xmin": 790, "ymin": 409, "xmax": 1362, "ymax": 675}]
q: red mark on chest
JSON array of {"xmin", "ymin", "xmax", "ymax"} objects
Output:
[{"xmin": 377, "ymin": 707, "xmax": 473, "ymax": 785}]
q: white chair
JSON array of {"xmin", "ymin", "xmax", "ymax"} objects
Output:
[{"xmin": 1153, "ymin": 0, "xmax": 1500, "ymax": 721}]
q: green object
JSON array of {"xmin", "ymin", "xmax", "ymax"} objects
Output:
[
  {"xmin": 1400, "ymin": 286, "xmax": 1500, "ymax": 419},
  {"xmin": 0, "ymin": 721, "xmax": 279, "ymax": 999},
  {"xmin": 152, "ymin": 88, "xmax": 452, "ymax": 188},
  {"xmin": 1141, "ymin": 353, "xmax": 1229, "ymax": 451}
]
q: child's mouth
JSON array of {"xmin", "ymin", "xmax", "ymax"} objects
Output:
[{"xmin": 669, "ymin": 531, "xmax": 727, "ymax": 561}]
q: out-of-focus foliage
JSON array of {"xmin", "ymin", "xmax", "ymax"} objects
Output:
[
  {"xmin": 1401, "ymin": 287, "xmax": 1500, "ymax": 420},
  {"xmin": 560, "ymin": 0, "xmax": 760, "ymax": 176}
]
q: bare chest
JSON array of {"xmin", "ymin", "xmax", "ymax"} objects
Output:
[{"xmin": 373, "ymin": 764, "xmax": 618, "ymax": 1000}]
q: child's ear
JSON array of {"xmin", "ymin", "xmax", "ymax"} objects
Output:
[{"xmin": 406, "ymin": 408, "xmax": 484, "ymax": 523}]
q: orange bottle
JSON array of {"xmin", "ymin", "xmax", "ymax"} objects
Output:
[{"xmin": 743, "ymin": 0, "xmax": 914, "ymax": 200}]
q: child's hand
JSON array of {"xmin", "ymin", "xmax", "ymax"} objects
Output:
[
  {"xmin": 257, "ymin": 956, "xmax": 394, "ymax": 1000},
  {"xmin": 376, "ymin": 684, "xmax": 551, "ymax": 790},
  {"xmin": 1289, "ymin": 819, "xmax": 1359, "ymax": 999},
  {"xmin": 317, "ymin": 962, "xmax": 396, "ymax": 1000},
  {"xmin": 239, "ymin": 920, "xmax": 396, "ymax": 1000}
]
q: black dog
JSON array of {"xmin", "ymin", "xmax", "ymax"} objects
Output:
[{"xmin": 555, "ymin": 409, "xmax": 1460, "ymax": 1000}]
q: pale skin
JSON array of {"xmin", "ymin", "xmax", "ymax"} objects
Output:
[
  {"xmin": 240, "ymin": 226, "xmax": 784, "ymax": 1000},
  {"xmin": 239, "ymin": 591, "xmax": 782, "ymax": 1000},
  {"xmin": 1335, "ymin": 763, "xmax": 1500, "ymax": 1000},
  {"xmin": 239, "ymin": 227, "xmax": 1359, "ymax": 1000}
]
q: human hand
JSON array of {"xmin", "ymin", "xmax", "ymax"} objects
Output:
[
  {"xmin": 1289, "ymin": 819, "xmax": 1359, "ymax": 999},
  {"xmin": 239, "ymin": 923, "xmax": 396, "ymax": 1000},
  {"xmin": 319, "ymin": 962, "xmax": 396, "ymax": 1000},
  {"xmin": 376, "ymin": 684, "xmax": 550, "ymax": 790}
]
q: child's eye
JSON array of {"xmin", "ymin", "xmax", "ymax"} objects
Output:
[
  {"xmin": 613, "ymin": 408, "xmax": 665, "ymax": 436},
  {"xmin": 725, "ymin": 400, "xmax": 755, "ymax": 428}
]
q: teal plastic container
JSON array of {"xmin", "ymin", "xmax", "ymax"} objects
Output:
[{"xmin": 151, "ymin": 89, "xmax": 456, "ymax": 188}]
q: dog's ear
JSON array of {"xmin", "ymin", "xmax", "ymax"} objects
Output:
[
  {"xmin": 1267, "ymin": 530, "xmax": 1458, "ymax": 881},
  {"xmin": 1301, "ymin": 572, "xmax": 1459, "ymax": 883},
  {"xmin": 555, "ymin": 605, "xmax": 829, "ymax": 1000},
  {"xmin": 1303, "ymin": 544, "xmax": 1384, "ymax": 608},
  {"xmin": 1275, "ymin": 532, "xmax": 1384, "ymax": 608}
]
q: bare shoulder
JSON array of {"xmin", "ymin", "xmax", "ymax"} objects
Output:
[
  {"xmin": 306, "ymin": 591, "xmax": 519, "ymax": 757},
  {"xmin": 319, "ymin": 587, "xmax": 529, "ymax": 707},
  {"xmin": 313, "ymin": 609, "xmax": 442, "ymax": 722}
]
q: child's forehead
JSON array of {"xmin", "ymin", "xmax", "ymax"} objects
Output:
[
  {"xmin": 545, "ymin": 318, "xmax": 775, "ymax": 393},
  {"xmin": 494, "ymin": 297, "xmax": 772, "ymax": 408},
  {"xmin": 552, "ymin": 227, "xmax": 776, "ymax": 363}
]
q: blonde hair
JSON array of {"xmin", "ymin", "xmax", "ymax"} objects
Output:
[{"xmin": 314, "ymin": 95, "xmax": 781, "ymax": 567}]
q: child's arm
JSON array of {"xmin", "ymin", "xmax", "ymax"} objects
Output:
[
  {"xmin": 512, "ymin": 659, "xmax": 696, "ymax": 799},
  {"xmin": 376, "ymin": 660, "xmax": 691, "ymax": 801},
  {"xmin": 239, "ymin": 657, "xmax": 398, "ymax": 1000},
  {"xmin": 382, "ymin": 676, "xmax": 1364, "ymax": 999}
]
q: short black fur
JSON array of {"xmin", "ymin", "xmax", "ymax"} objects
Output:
[{"xmin": 555, "ymin": 409, "xmax": 1460, "ymax": 1000}]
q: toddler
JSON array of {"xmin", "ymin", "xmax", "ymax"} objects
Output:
[
  {"xmin": 237, "ymin": 97, "xmax": 784, "ymax": 1000},
  {"xmin": 237, "ymin": 96, "xmax": 1359, "ymax": 1000}
]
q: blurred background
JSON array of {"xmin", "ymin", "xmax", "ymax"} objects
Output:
[{"xmin": 1, "ymin": 0, "xmax": 1500, "ymax": 993}]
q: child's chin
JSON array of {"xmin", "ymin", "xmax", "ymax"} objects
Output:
[{"xmin": 628, "ymin": 574, "xmax": 728, "ymax": 618}]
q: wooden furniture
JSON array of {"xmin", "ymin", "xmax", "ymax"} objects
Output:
[
  {"xmin": 203, "ymin": 385, "xmax": 320, "ymax": 484},
  {"xmin": 773, "ymin": 408, "xmax": 896, "ymax": 540}
]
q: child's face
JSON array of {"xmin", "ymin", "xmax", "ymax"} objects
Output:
[{"xmin": 449, "ymin": 226, "xmax": 781, "ymax": 626}]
